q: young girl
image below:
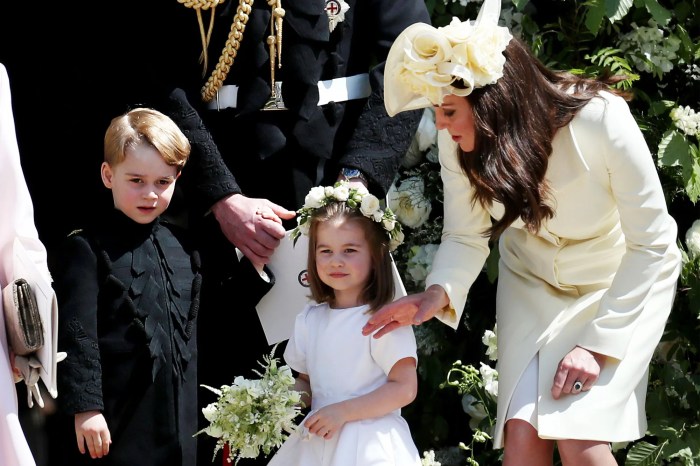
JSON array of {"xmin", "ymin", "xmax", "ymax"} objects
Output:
[
  {"xmin": 266, "ymin": 182, "xmax": 421, "ymax": 466},
  {"xmin": 53, "ymin": 108, "xmax": 202, "ymax": 465}
]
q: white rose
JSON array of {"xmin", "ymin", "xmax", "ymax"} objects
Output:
[
  {"xmin": 382, "ymin": 217, "xmax": 396, "ymax": 231},
  {"xmin": 360, "ymin": 194, "xmax": 380, "ymax": 217},
  {"xmin": 439, "ymin": 17, "xmax": 475, "ymax": 44},
  {"xmin": 372, "ymin": 210, "xmax": 384, "ymax": 222},
  {"xmin": 388, "ymin": 177, "xmax": 432, "ymax": 229},
  {"xmin": 333, "ymin": 184, "xmax": 350, "ymax": 201},
  {"xmin": 462, "ymin": 23, "xmax": 512, "ymax": 87},
  {"xmin": 304, "ymin": 186, "xmax": 326, "ymax": 208},
  {"xmin": 686, "ymin": 219, "xmax": 700, "ymax": 258},
  {"xmin": 399, "ymin": 28, "xmax": 457, "ymax": 105},
  {"xmin": 389, "ymin": 230, "xmax": 404, "ymax": 251},
  {"xmin": 205, "ymin": 423, "xmax": 223, "ymax": 438},
  {"xmin": 324, "ymin": 186, "xmax": 335, "ymax": 197},
  {"xmin": 404, "ymin": 28, "xmax": 454, "ymax": 73},
  {"xmin": 202, "ymin": 403, "xmax": 219, "ymax": 422},
  {"xmin": 354, "ymin": 184, "xmax": 369, "ymax": 196}
]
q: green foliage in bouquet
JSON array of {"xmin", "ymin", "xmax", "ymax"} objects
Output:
[{"xmin": 196, "ymin": 344, "xmax": 304, "ymax": 464}]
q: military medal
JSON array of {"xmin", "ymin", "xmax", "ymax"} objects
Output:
[{"xmin": 325, "ymin": 0, "xmax": 349, "ymax": 33}]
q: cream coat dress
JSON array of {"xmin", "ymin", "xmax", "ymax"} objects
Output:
[
  {"xmin": 425, "ymin": 91, "xmax": 681, "ymax": 448},
  {"xmin": 0, "ymin": 63, "xmax": 51, "ymax": 466}
]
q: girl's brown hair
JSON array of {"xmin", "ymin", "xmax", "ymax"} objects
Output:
[
  {"xmin": 461, "ymin": 36, "xmax": 629, "ymax": 238},
  {"xmin": 306, "ymin": 202, "xmax": 395, "ymax": 312}
]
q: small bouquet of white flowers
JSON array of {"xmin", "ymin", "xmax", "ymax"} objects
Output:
[{"xmin": 197, "ymin": 345, "xmax": 304, "ymax": 464}]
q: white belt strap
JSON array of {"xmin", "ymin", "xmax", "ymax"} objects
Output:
[{"xmin": 206, "ymin": 73, "xmax": 371, "ymax": 110}]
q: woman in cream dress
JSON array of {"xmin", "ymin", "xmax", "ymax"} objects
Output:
[{"xmin": 362, "ymin": 1, "xmax": 682, "ymax": 464}]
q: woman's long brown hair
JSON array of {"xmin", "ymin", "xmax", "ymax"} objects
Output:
[{"xmin": 461, "ymin": 37, "xmax": 629, "ymax": 238}]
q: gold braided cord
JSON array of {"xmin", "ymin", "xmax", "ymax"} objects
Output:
[
  {"xmin": 178, "ymin": 0, "xmax": 226, "ymax": 76},
  {"xmin": 201, "ymin": 0, "xmax": 255, "ymax": 102},
  {"xmin": 266, "ymin": 0, "xmax": 285, "ymax": 97}
]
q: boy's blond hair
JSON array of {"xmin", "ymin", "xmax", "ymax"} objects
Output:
[{"xmin": 104, "ymin": 108, "xmax": 190, "ymax": 173}]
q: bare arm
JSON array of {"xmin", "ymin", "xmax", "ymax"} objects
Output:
[
  {"xmin": 302, "ymin": 357, "xmax": 417, "ymax": 439},
  {"xmin": 294, "ymin": 372, "xmax": 312, "ymax": 409}
]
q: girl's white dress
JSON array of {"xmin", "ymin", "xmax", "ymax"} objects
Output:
[{"xmin": 267, "ymin": 302, "xmax": 421, "ymax": 466}]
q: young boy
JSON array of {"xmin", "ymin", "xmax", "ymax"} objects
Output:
[{"xmin": 52, "ymin": 108, "xmax": 202, "ymax": 465}]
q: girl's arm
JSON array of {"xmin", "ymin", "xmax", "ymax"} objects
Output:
[
  {"xmin": 294, "ymin": 372, "xmax": 312, "ymax": 408},
  {"xmin": 302, "ymin": 357, "xmax": 417, "ymax": 439}
]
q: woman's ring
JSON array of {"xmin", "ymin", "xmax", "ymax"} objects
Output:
[{"xmin": 573, "ymin": 380, "xmax": 583, "ymax": 392}]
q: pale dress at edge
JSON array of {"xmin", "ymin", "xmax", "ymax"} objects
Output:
[
  {"xmin": 267, "ymin": 303, "xmax": 421, "ymax": 466},
  {"xmin": 0, "ymin": 63, "xmax": 46, "ymax": 466}
]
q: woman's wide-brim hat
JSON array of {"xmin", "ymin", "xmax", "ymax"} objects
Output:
[{"xmin": 384, "ymin": 0, "xmax": 512, "ymax": 116}]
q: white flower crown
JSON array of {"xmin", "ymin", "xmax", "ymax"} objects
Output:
[{"xmin": 292, "ymin": 181, "xmax": 405, "ymax": 252}]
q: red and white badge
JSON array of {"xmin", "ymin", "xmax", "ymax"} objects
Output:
[{"xmin": 325, "ymin": 0, "xmax": 349, "ymax": 32}]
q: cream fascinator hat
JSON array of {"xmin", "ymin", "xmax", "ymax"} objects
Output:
[{"xmin": 384, "ymin": 0, "xmax": 513, "ymax": 116}]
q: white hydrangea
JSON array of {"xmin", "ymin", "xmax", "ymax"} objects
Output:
[
  {"xmin": 670, "ymin": 105, "xmax": 700, "ymax": 138},
  {"xmin": 685, "ymin": 219, "xmax": 700, "ymax": 259},
  {"xmin": 421, "ymin": 449, "xmax": 442, "ymax": 466},
  {"xmin": 618, "ymin": 20, "xmax": 680, "ymax": 78},
  {"xmin": 406, "ymin": 244, "xmax": 440, "ymax": 286}
]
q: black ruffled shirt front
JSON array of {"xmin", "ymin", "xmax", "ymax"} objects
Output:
[{"xmin": 54, "ymin": 209, "xmax": 201, "ymax": 465}]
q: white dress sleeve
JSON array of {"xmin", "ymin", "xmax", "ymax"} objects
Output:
[{"xmin": 370, "ymin": 324, "xmax": 417, "ymax": 375}]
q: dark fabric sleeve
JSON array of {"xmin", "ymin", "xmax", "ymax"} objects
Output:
[
  {"xmin": 54, "ymin": 234, "xmax": 105, "ymax": 415},
  {"xmin": 160, "ymin": 88, "xmax": 241, "ymax": 214},
  {"xmin": 233, "ymin": 257, "xmax": 276, "ymax": 311},
  {"xmin": 339, "ymin": 0, "xmax": 430, "ymax": 197}
]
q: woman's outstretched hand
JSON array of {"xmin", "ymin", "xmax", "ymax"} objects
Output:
[{"xmin": 362, "ymin": 285, "xmax": 449, "ymax": 338}]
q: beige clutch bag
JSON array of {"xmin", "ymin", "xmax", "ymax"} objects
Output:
[{"xmin": 3, "ymin": 278, "xmax": 44, "ymax": 355}]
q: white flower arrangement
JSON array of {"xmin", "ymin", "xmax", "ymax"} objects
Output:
[
  {"xmin": 671, "ymin": 105, "xmax": 700, "ymax": 138},
  {"xmin": 421, "ymin": 449, "xmax": 443, "ymax": 466},
  {"xmin": 197, "ymin": 345, "xmax": 303, "ymax": 464},
  {"xmin": 481, "ymin": 325, "xmax": 498, "ymax": 362},
  {"xmin": 388, "ymin": 177, "xmax": 433, "ymax": 229},
  {"xmin": 397, "ymin": 16, "xmax": 512, "ymax": 105},
  {"xmin": 292, "ymin": 181, "xmax": 405, "ymax": 251},
  {"xmin": 618, "ymin": 19, "xmax": 681, "ymax": 78},
  {"xmin": 686, "ymin": 219, "xmax": 700, "ymax": 259},
  {"xmin": 406, "ymin": 244, "xmax": 440, "ymax": 287}
]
